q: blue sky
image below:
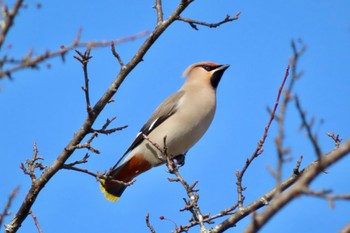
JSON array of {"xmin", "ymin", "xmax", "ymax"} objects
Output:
[{"xmin": 1, "ymin": 1, "xmax": 350, "ymax": 232}]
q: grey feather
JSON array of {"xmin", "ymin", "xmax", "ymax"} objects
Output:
[{"xmin": 111, "ymin": 91, "xmax": 185, "ymax": 169}]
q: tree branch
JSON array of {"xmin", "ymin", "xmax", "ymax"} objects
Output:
[
  {"xmin": 20, "ymin": 142, "xmax": 46, "ymax": 183},
  {"xmin": 303, "ymin": 189, "xmax": 350, "ymax": 208},
  {"xmin": 166, "ymin": 158, "xmax": 208, "ymax": 233},
  {"xmin": 153, "ymin": 0, "xmax": 164, "ymax": 26},
  {"xmin": 209, "ymin": 139, "xmax": 350, "ymax": 233},
  {"xmin": 0, "ymin": 186, "xmax": 20, "ymax": 230},
  {"xmin": 0, "ymin": 0, "xmax": 23, "ymax": 50},
  {"xmin": 28, "ymin": 210, "xmax": 42, "ymax": 233},
  {"xmin": 178, "ymin": 12, "xmax": 241, "ymax": 30},
  {"xmin": 5, "ymin": 1, "xmax": 238, "ymax": 231},
  {"xmin": 272, "ymin": 39, "xmax": 306, "ymax": 197},
  {"xmin": 146, "ymin": 213, "xmax": 157, "ymax": 233},
  {"xmin": 111, "ymin": 41, "xmax": 125, "ymax": 68},
  {"xmin": 0, "ymin": 29, "xmax": 149, "ymax": 79},
  {"xmin": 241, "ymin": 138, "xmax": 350, "ymax": 233},
  {"xmin": 326, "ymin": 132, "xmax": 342, "ymax": 149},
  {"xmin": 236, "ymin": 65, "xmax": 290, "ymax": 207},
  {"xmin": 295, "ymin": 95, "xmax": 322, "ymax": 158},
  {"xmin": 74, "ymin": 49, "xmax": 93, "ymax": 117}
]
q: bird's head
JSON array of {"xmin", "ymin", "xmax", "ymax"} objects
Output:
[{"xmin": 182, "ymin": 62, "xmax": 230, "ymax": 89}]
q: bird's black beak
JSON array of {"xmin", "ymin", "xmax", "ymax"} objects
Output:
[{"xmin": 210, "ymin": 64, "xmax": 230, "ymax": 89}]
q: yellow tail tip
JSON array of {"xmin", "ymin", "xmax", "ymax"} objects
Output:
[{"xmin": 100, "ymin": 180, "xmax": 120, "ymax": 202}]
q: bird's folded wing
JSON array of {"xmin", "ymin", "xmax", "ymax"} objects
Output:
[{"xmin": 111, "ymin": 91, "xmax": 185, "ymax": 169}]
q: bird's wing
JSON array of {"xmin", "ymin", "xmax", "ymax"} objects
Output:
[{"xmin": 111, "ymin": 91, "xmax": 185, "ymax": 169}]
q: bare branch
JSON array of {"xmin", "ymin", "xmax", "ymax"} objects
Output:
[
  {"xmin": 288, "ymin": 39, "xmax": 307, "ymax": 94},
  {"xmin": 65, "ymin": 117, "xmax": 127, "ymax": 155},
  {"xmin": 210, "ymin": 139, "xmax": 350, "ymax": 233},
  {"xmin": 178, "ymin": 202, "xmax": 239, "ymax": 232},
  {"xmin": 272, "ymin": 39, "xmax": 307, "ymax": 197},
  {"xmin": 236, "ymin": 65, "xmax": 290, "ymax": 207},
  {"xmin": 340, "ymin": 222, "xmax": 350, "ymax": 233},
  {"xmin": 178, "ymin": 12, "xmax": 241, "ymax": 30},
  {"xmin": 327, "ymin": 132, "xmax": 342, "ymax": 149},
  {"xmin": 0, "ymin": 186, "xmax": 20, "ymax": 230},
  {"xmin": 62, "ymin": 164, "xmax": 101, "ymax": 179},
  {"xmin": 0, "ymin": 0, "xmax": 23, "ymax": 50},
  {"xmin": 210, "ymin": 168, "xmax": 299, "ymax": 233},
  {"xmin": 146, "ymin": 213, "xmax": 157, "ymax": 233},
  {"xmin": 303, "ymin": 189, "xmax": 350, "ymax": 208},
  {"xmin": 91, "ymin": 124, "xmax": 128, "ymax": 135},
  {"xmin": 63, "ymin": 153, "xmax": 90, "ymax": 167},
  {"xmin": 0, "ymin": 30, "xmax": 149, "ymax": 79},
  {"xmin": 5, "ymin": 1, "xmax": 238, "ymax": 231},
  {"xmin": 111, "ymin": 41, "xmax": 125, "ymax": 68},
  {"xmin": 153, "ymin": 0, "xmax": 164, "ymax": 26},
  {"xmin": 62, "ymin": 163, "xmax": 137, "ymax": 189},
  {"xmin": 293, "ymin": 155, "xmax": 303, "ymax": 175},
  {"xmin": 65, "ymin": 142, "xmax": 100, "ymax": 154},
  {"xmin": 160, "ymin": 136, "xmax": 207, "ymax": 232},
  {"xmin": 295, "ymin": 95, "xmax": 322, "ymax": 158},
  {"xmin": 20, "ymin": 142, "xmax": 46, "ymax": 182},
  {"xmin": 166, "ymin": 159, "xmax": 209, "ymax": 232},
  {"xmin": 74, "ymin": 49, "xmax": 93, "ymax": 116},
  {"xmin": 90, "ymin": 117, "xmax": 128, "ymax": 135},
  {"xmin": 143, "ymin": 135, "xmax": 210, "ymax": 232},
  {"xmin": 241, "ymin": 138, "xmax": 350, "ymax": 233},
  {"xmin": 28, "ymin": 210, "xmax": 42, "ymax": 233}
]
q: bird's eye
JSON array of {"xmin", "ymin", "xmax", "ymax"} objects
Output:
[{"xmin": 201, "ymin": 65, "xmax": 213, "ymax": 71}]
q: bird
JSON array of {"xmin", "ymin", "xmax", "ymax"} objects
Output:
[{"xmin": 100, "ymin": 61, "xmax": 230, "ymax": 202}]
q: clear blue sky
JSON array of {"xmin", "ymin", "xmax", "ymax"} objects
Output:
[{"xmin": 1, "ymin": 1, "xmax": 350, "ymax": 232}]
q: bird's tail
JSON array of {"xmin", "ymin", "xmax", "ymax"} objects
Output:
[
  {"xmin": 100, "ymin": 178, "xmax": 127, "ymax": 202},
  {"xmin": 100, "ymin": 153, "xmax": 153, "ymax": 202}
]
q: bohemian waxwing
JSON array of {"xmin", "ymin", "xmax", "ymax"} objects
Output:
[{"xmin": 100, "ymin": 61, "xmax": 230, "ymax": 201}]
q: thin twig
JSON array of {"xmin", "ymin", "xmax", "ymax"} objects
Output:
[
  {"xmin": 146, "ymin": 213, "xmax": 157, "ymax": 233},
  {"xmin": 271, "ymin": 39, "xmax": 307, "ymax": 197},
  {"xmin": 62, "ymin": 165, "xmax": 101, "ymax": 179},
  {"xmin": 303, "ymin": 189, "xmax": 350, "ymax": 208},
  {"xmin": 65, "ymin": 117, "xmax": 127, "ymax": 154},
  {"xmin": 241, "ymin": 139, "xmax": 350, "ymax": 233},
  {"xmin": 166, "ymin": 157, "xmax": 208, "ymax": 232},
  {"xmin": 326, "ymin": 132, "xmax": 342, "ymax": 149},
  {"xmin": 161, "ymin": 136, "xmax": 208, "ymax": 232},
  {"xmin": 153, "ymin": 0, "xmax": 164, "ymax": 26},
  {"xmin": 111, "ymin": 41, "xmax": 125, "ymax": 68},
  {"xmin": 91, "ymin": 124, "xmax": 128, "ymax": 135},
  {"xmin": 236, "ymin": 65, "xmax": 290, "ymax": 207},
  {"xmin": 143, "ymin": 135, "xmax": 209, "ymax": 232},
  {"xmin": 288, "ymin": 39, "xmax": 307, "ymax": 95},
  {"xmin": 0, "ymin": 186, "xmax": 20, "ymax": 230},
  {"xmin": 293, "ymin": 155, "xmax": 303, "ymax": 175},
  {"xmin": 178, "ymin": 12, "xmax": 240, "ymax": 30},
  {"xmin": 28, "ymin": 210, "xmax": 42, "ymax": 233},
  {"xmin": 178, "ymin": 203, "xmax": 239, "ymax": 232},
  {"xmin": 74, "ymin": 49, "xmax": 93, "ymax": 116},
  {"xmin": 210, "ymin": 139, "xmax": 350, "ymax": 233},
  {"xmin": 0, "ymin": 30, "xmax": 149, "ymax": 79},
  {"xmin": 295, "ymin": 95, "xmax": 322, "ymax": 158},
  {"xmin": 0, "ymin": 0, "xmax": 23, "ymax": 50},
  {"xmin": 20, "ymin": 142, "xmax": 46, "ymax": 183},
  {"xmin": 89, "ymin": 117, "xmax": 127, "ymax": 139},
  {"xmin": 62, "ymin": 164, "xmax": 137, "ymax": 189},
  {"xmin": 65, "ymin": 142, "xmax": 100, "ymax": 154},
  {"xmin": 63, "ymin": 153, "xmax": 90, "ymax": 167}
]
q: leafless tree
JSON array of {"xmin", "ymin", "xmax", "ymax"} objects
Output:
[{"xmin": 1, "ymin": 1, "xmax": 349, "ymax": 233}]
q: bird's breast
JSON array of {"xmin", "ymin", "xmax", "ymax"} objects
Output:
[{"xmin": 140, "ymin": 89, "xmax": 216, "ymax": 165}]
